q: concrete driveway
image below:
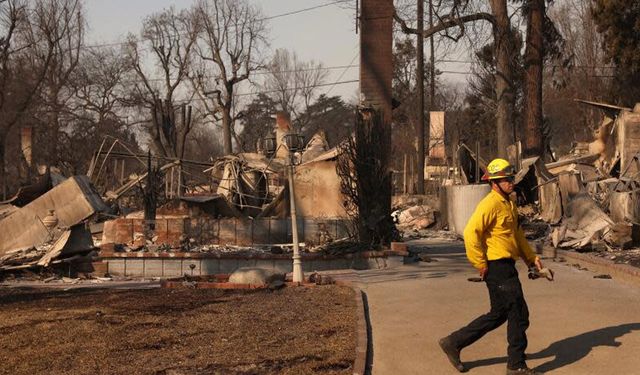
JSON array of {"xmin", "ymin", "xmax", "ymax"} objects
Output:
[{"xmin": 341, "ymin": 239, "xmax": 640, "ymax": 375}]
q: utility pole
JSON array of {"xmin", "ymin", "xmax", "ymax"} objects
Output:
[
  {"xmin": 429, "ymin": 0, "xmax": 436, "ymax": 109},
  {"xmin": 416, "ymin": 0, "xmax": 425, "ymax": 194}
]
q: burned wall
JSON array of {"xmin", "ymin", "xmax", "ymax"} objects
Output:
[
  {"xmin": 617, "ymin": 107, "xmax": 640, "ymax": 177},
  {"xmin": 294, "ymin": 160, "xmax": 348, "ymax": 219},
  {"xmin": 0, "ymin": 176, "xmax": 107, "ymax": 254}
]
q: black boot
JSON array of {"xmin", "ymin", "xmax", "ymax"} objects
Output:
[
  {"xmin": 438, "ymin": 337, "xmax": 467, "ymax": 372},
  {"xmin": 506, "ymin": 366, "xmax": 542, "ymax": 375}
]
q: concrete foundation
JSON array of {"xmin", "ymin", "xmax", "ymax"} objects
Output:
[{"xmin": 99, "ymin": 251, "xmax": 406, "ymax": 278}]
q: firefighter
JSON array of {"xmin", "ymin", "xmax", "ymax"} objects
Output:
[{"xmin": 439, "ymin": 158, "xmax": 544, "ymax": 375}]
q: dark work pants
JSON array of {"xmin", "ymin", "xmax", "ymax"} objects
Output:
[{"xmin": 448, "ymin": 258, "xmax": 530, "ymax": 370}]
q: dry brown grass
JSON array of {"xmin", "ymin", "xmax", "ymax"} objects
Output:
[{"xmin": 0, "ymin": 285, "xmax": 356, "ymax": 375}]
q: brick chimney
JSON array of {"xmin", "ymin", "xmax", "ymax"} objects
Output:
[
  {"xmin": 275, "ymin": 111, "xmax": 291, "ymax": 159},
  {"xmin": 359, "ymin": 0, "xmax": 393, "ymax": 123},
  {"xmin": 20, "ymin": 126, "xmax": 33, "ymax": 167}
]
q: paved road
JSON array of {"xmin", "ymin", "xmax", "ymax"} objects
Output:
[{"xmin": 336, "ymin": 239, "xmax": 640, "ymax": 375}]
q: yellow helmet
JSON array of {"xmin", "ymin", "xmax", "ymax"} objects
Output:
[{"xmin": 482, "ymin": 158, "xmax": 516, "ymax": 181}]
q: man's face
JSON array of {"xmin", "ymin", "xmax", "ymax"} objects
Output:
[{"xmin": 493, "ymin": 176, "xmax": 515, "ymax": 194}]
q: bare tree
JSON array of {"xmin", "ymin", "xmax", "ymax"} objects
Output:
[
  {"xmin": 544, "ymin": 0, "xmax": 612, "ymax": 154},
  {"xmin": 25, "ymin": 0, "xmax": 84, "ymax": 170},
  {"xmin": 0, "ymin": 0, "xmax": 25, "ymax": 197},
  {"xmin": 263, "ymin": 48, "xmax": 328, "ymax": 130},
  {"xmin": 191, "ymin": 0, "xmax": 267, "ymax": 155},
  {"xmin": 396, "ymin": 0, "xmax": 568, "ymax": 160},
  {"xmin": 396, "ymin": 1, "xmax": 542, "ymax": 158},
  {"xmin": 125, "ymin": 6, "xmax": 199, "ymax": 159},
  {"xmin": 0, "ymin": 0, "xmax": 57, "ymax": 198},
  {"xmin": 394, "ymin": 1, "xmax": 515, "ymax": 157},
  {"xmin": 292, "ymin": 55, "xmax": 328, "ymax": 130},
  {"xmin": 71, "ymin": 47, "xmax": 129, "ymax": 127},
  {"xmin": 61, "ymin": 47, "xmax": 136, "ymax": 174},
  {"xmin": 264, "ymin": 48, "xmax": 298, "ymax": 116}
]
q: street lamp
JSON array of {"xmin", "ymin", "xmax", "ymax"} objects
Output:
[
  {"xmin": 284, "ymin": 132, "xmax": 304, "ymax": 283},
  {"xmin": 283, "ymin": 133, "xmax": 304, "ymax": 155},
  {"xmin": 262, "ymin": 132, "xmax": 305, "ymax": 283},
  {"xmin": 263, "ymin": 134, "xmax": 277, "ymax": 158}
]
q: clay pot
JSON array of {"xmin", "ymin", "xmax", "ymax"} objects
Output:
[{"xmin": 42, "ymin": 209, "xmax": 58, "ymax": 230}]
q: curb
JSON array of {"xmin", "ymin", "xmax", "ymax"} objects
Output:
[
  {"xmin": 334, "ymin": 276, "xmax": 369, "ymax": 375},
  {"xmin": 352, "ymin": 287, "xmax": 369, "ymax": 375},
  {"xmin": 556, "ymin": 249, "xmax": 640, "ymax": 285}
]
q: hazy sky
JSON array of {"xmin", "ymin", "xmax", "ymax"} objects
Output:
[
  {"xmin": 84, "ymin": 0, "xmax": 361, "ymax": 101},
  {"xmin": 83, "ymin": 0, "xmax": 474, "ymax": 106}
]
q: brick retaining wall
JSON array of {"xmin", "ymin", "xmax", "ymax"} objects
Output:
[{"xmin": 102, "ymin": 217, "xmax": 352, "ymax": 248}]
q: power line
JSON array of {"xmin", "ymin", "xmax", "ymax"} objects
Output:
[
  {"xmin": 83, "ymin": 0, "xmax": 353, "ymax": 51},
  {"xmin": 121, "ymin": 64, "xmax": 358, "ymax": 85},
  {"xmin": 435, "ymin": 58, "xmax": 617, "ymax": 70},
  {"xmin": 169, "ymin": 79, "xmax": 359, "ymax": 105},
  {"xmin": 439, "ymin": 70, "xmax": 473, "ymax": 75},
  {"xmin": 436, "ymin": 69, "xmax": 617, "ymax": 77},
  {"xmin": 261, "ymin": 0, "xmax": 352, "ymax": 21},
  {"xmin": 326, "ymin": 53, "xmax": 359, "ymax": 95},
  {"xmin": 235, "ymin": 79, "xmax": 359, "ymax": 97}
]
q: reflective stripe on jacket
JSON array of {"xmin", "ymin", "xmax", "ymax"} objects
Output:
[{"xmin": 463, "ymin": 189, "xmax": 538, "ymax": 270}]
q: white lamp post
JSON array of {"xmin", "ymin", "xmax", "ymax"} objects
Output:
[
  {"xmin": 264, "ymin": 132, "xmax": 305, "ymax": 283},
  {"xmin": 284, "ymin": 132, "xmax": 304, "ymax": 283}
]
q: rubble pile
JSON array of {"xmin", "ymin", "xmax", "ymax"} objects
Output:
[
  {"xmin": 591, "ymin": 248, "xmax": 640, "ymax": 267},
  {"xmin": 396, "ymin": 205, "xmax": 436, "ymax": 230},
  {"xmin": 0, "ymin": 176, "xmax": 105, "ymax": 272},
  {"xmin": 307, "ymin": 237, "xmax": 366, "ymax": 255},
  {"xmin": 515, "ymin": 101, "xmax": 640, "ymax": 259},
  {"xmin": 113, "ymin": 242, "xmax": 276, "ymax": 256},
  {"xmin": 0, "ymin": 243, "xmax": 55, "ymax": 269},
  {"xmin": 403, "ymin": 229, "xmax": 460, "ymax": 241},
  {"xmin": 391, "ymin": 194, "xmax": 442, "ymax": 238}
]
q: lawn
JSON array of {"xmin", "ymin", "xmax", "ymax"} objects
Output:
[{"xmin": 0, "ymin": 285, "xmax": 356, "ymax": 375}]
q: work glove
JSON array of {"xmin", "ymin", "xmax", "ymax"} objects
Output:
[{"xmin": 528, "ymin": 266, "xmax": 554, "ymax": 281}]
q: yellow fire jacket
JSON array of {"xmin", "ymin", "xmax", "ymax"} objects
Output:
[{"xmin": 463, "ymin": 189, "xmax": 539, "ymax": 270}]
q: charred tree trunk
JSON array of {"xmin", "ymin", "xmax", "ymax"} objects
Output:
[
  {"xmin": 416, "ymin": 0, "xmax": 425, "ymax": 194},
  {"xmin": 221, "ymin": 84, "xmax": 234, "ymax": 155},
  {"xmin": 161, "ymin": 99, "xmax": 177, "ymax": 158},
  {"xmin": 177, "ymin": 104, "xmax": 192, "ymax": 160},
  {"xmin": 523, "ymin": 0, "xmax": 544, "ymax": 159},
  {"xmin": 221, "ymin": 103, "xmax": 233, "ymax": 155},
  {"xmin": 337, "ymin": 109, "xmax": 398, "ymax": 248},
  {"xmin": 143, "ymin": 151, "xmax": 159, "ymax": 240},
  {"xmin": 490, "ymin": 0, "xmax": 516, "ymax": 158},
  {"xmin": 0, "ymin": 136, "xmax": 5, "ymax": 200},
  {"xmin": 143, "ymin": 151, "xmax": 157, "ymax": 221},
  {"xmin": 221, "ymin": 106, "xmax": 233, "ymax": 155}
]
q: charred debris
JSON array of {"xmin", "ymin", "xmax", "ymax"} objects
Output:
[
  {"xmin": 394, "ymin": 101, "xmax": 640, "ymax": 263},
  {"xmin": 0, "ymin": 113, "xmax": 354, "ymax": 278},
  {"xmin": 4, "ymin": 101, "xmax": 640, "ymax": 278}
]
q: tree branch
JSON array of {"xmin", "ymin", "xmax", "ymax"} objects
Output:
[{"xmin": 393, "ymin": 10, "xmax": 494, "ymax": 38}]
